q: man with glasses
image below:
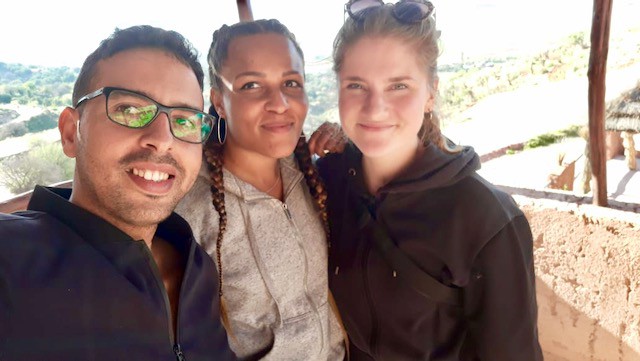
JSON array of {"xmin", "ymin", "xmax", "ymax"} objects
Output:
[{"xmin": 0, "ymin": 25, "xmax": 235, "ymax": 360}]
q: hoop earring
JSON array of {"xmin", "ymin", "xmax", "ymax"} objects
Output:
[{"xmin": 216, "ymin": 116, "xmax": 227, "ymax": 144}]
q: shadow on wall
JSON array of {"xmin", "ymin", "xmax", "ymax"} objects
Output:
[{"xmin": 537, "ymin": 279, "xmax": 640, "ymax": 361}]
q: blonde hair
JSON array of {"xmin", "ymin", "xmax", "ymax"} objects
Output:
[{"xmin": 333, "ymin": 5, "xmax": 460, "ymax": 152}]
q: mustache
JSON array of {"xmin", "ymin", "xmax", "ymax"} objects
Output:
[{"xmin": 119, "ymin": 150, "xmax": 184, "ymax": 174}]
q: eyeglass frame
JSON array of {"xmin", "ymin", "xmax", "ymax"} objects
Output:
[
  {"xmin": 74, "ymin": 86, "xmax": 214, "ymax": 144},
  {"xmin": 345, "ymin": 0, "xmax": 435, "ymax": 24}
]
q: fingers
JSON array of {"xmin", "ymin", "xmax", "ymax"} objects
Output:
[
  {"xmin": 322, "ymin": 123, "xmax": 348, "ymax": 154},
  {"xmin": 309, "ymin": 122, "xmax": 344, "ymax": 157},
  {"xmin": 308, "ymin": 129, "xmax": 330, "ymax": 157}
]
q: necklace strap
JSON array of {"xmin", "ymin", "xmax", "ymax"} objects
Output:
[{"xmin": 263, "ymin": 171, "xmax": 282, "ymax": 195}]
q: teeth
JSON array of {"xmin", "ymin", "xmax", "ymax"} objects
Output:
[{"xmin": 131, "ymin": 168, "xmax": 169, "ymax": 182}]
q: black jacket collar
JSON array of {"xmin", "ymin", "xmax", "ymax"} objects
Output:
[{"xmin": 27, "ymin": 185, "xmax": 193, "ymax": 255}]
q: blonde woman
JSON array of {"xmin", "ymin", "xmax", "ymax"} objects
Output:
[{"xmin": 317, "ymin": 1, "xmax": 543, "ymax": 360}]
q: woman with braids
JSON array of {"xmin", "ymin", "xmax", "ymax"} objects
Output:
[
  {"xmin": 176, "ymin": 19, "xmax": 346, "ymax": 360},
  {"xmin": 316, "ymin": 1, "xmax": 543, "ymax": 360}
]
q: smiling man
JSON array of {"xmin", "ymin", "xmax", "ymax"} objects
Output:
[{"xmin": 0, "ymin": 26, "xmax": 235, "ymax": 361}]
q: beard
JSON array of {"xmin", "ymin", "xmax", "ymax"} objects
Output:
[{"xmin": 73, "ymin": 147, "xmax": 186, "ymax": 230}]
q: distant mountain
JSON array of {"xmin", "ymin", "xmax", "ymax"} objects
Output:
[{"xmin": 0, "ymin": 62, "xmax": 78, "ymax": 84}]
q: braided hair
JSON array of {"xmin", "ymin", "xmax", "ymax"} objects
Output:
[
  {"xmin": 294, "ymin": 134, "xmax": 330, "ymax": 238},
  {"xmin": 203, "ymin": 107, "xmax": 227, "ymax": 298},
  {"xmin": 205, "ymin": 20, "xmax": 330, "ymax": 328}
]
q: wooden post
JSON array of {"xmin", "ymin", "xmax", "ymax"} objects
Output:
[
  {"xmin": 622, "ymin": 131, "xmax": 637, "ymax": 170},
  {"xmin": 236, "ymin": 0, "xmax": 254, "ymax": 22},
  {"xmin": 587, "ymin": 0, "xmax": 613, "ymax": 207}
]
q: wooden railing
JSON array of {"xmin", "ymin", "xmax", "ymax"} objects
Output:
[{"xmin": 0, "ymin": 180, "xmax": 73, "ymax": 214}]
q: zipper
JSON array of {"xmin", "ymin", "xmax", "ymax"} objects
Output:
[
  {"xmin": 173, "ymin": 241, "xmax": 195, "ymax": 361},
  {"xmin": 173, "ymin": 344, "xmax": 186, "ymax": 361},
  {"xmin": 362, "ymin": 241, "xmax": 379, "ymax": 358},
  {"xmin": 281, "ymin": 201, "xmax": 326, "ymax": 355},
  {"xmin": 282, "ymin": 203, "xmax": 293, "ymax": 220},
  {"xmin": 140, "ymin": 242, "xmax": 186, "ymax": 360},
  {"xmin": 241, "ymin": 170, "xmax": 326, "ymax": 356}
]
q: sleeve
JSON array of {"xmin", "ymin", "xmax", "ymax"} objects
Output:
[{"xmin": 463, "ymin": 214, "xmax": 544, "ymax": 361}]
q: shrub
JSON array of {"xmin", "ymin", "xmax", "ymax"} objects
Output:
[
  {"xmin": 0, "ymin": 141, "xmax": 74, "ymax": 194},
  {"xmin": 25, "ymin": 110, "xmax": 58, "ymax": 132},
  {"xmin": 524, "ymin": 125, "xmax": 582, "ymax": 149},
  {"xmin": 0, "ymin": 122, "xmax": 28, "ymax": 140},
  {"xmin": 0, "ymin": 108, "xmax": 18, "ymax": 125}
]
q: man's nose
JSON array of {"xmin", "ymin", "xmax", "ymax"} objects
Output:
[{"xmin": 139, "ymin": 112, "xmax": 175, "ymax": 152}]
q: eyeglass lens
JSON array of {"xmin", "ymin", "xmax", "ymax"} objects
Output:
[
  {"xmin": 106, "ymin": 89, "xmax": 210, "ymax": 143},
  {"xmin": 349, "ymin": 0, "xmax": 384, "ymax": 15},
  {"xmin": 348, "ymin": 0, "xmax": 433, "ymax": 23},
  {"xmin": 394, "ymin": 1, "xmax": 433, "ymax": 23}
]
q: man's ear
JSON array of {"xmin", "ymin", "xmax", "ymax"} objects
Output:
[
  {"xmin": 58, "ymin": 107, "xmax": 79, "ymax": 158},
  {"xmin": 210, "ymin": 88, "xmax": 226, "ymax": 118}
]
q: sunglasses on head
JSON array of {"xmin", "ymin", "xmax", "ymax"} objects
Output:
[{"xmin": 345, "ymin": 0, "xmax": 435, "ymax": 23}]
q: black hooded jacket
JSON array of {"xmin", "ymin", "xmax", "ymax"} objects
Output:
[{"xmin": 318, "ymin": 143, "xmax": 542, "ymax": 361}]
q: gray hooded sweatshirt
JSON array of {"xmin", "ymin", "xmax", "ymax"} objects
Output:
[{"xmin": 176, "ymin": 155, "xmax": 345, "ymax": 361}]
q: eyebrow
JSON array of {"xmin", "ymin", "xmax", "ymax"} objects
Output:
[
  {"xmin": 341, "ymin": 75, "xmax": 415, "ymax": 82},
  {"xmin": 235, "ymin": 71, "xmax": 265, "ymax": 79},
  {"xmin": 388, "ymin": 76, "xmax": 415, "ymax": 82},
  {"xmin": 131, "ymin": 88, "xmax": 199, "ymax": 110},
  {"xmin": 234, "ymin": 70, "xmax": 303, "ymax": 79}
]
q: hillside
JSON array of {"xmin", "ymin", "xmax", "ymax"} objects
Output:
[
  {"xmin": 1, "ymin": 27, "xmax": 639, "ymax": 200},
  {"xmin": 2, "ymin": 27, "xmax": 639, "ymax": 135}
]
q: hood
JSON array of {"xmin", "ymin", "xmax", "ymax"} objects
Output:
[
  {"xmin": 382, "ymin": 142, "xmax": 480, "ymax": 194},
  {"xmin": 341, "ymin": 141, "xmax": 480, "ymax": 196}
]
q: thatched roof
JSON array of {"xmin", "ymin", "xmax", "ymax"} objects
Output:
[{"xmin": 606, "ymin": 81, "xmax": 640, "ymax": 132}]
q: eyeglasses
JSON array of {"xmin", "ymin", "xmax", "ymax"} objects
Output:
[
  {"xmin": 345, "ymin": 0, "xmax": 435, "ymax": 24},
  {"xmin": 75, "ymin": 87, "xmax": 214, "ymax": 144}
]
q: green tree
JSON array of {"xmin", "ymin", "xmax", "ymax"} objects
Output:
[{"xmin": 25, "ymin": 111, "xmax": 58, "ymax": 132}]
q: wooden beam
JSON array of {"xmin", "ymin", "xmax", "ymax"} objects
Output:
[
  {"xmin": 236, "ymin": 0, "xmax": 254, "ymax": 22},
  {"xmin": 587, "ymin": 0, "xmax": 613, "ymax": 207}
]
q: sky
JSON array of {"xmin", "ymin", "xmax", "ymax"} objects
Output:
[{"xmin": 0, "ymin": 0, "xmax": 637, "ymax": 69}]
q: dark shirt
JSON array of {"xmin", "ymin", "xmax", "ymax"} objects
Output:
[
  {"xmin": 0, "ymin": 186, "xmax": 236, "ymax": 361},
  {"xmin": 318, "ymin": 143, "xmax": 543, "ymax": 361}
]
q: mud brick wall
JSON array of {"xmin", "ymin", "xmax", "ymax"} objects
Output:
[{"xmin": 515, "ymin": 196, "xmax": 640, "ymax": 361}]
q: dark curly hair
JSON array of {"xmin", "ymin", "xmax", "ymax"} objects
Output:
[{"xmin": 72, "ymin": 25, "xmax": 204, "ymax": 106}]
